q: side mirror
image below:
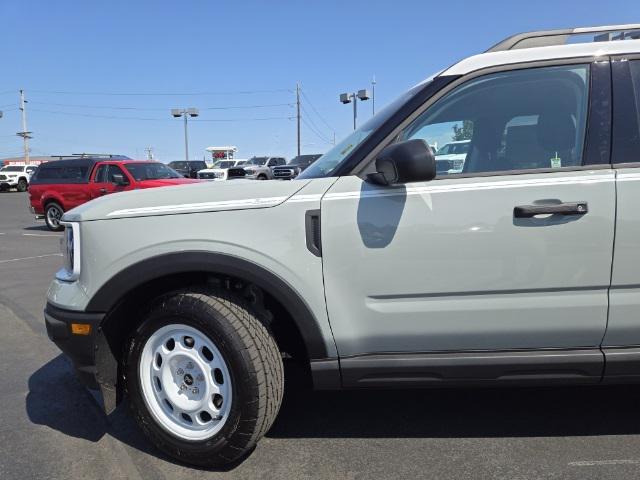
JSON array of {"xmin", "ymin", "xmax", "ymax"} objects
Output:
[
  {"xmin": 112, "ymin": 173, "xmax": 128, "ymax": 186},
  {"xmin": 367, "ymin": 139, "xmax": 436, "ymax": 186}
]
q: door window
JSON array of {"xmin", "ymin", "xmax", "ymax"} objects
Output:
[
  {"xmin": 612, "ymin": 59, "xmax": 640, "ymax": 164},
  {"xmin": 93, "ymin": 165, "xmax": 108, "ymax": 183},
  {"xmin": 107, "ymin": 165, "xmax": 128, "ymax": 184},
  {"xmin": 398, "ymin": 65, "xmax": 590, "ymax": 177}
]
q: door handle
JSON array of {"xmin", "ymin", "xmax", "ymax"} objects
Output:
[
  {"xmin": 99, "ymin": 188, "xmax": 107, "ymax": 194},
  {"xmin": 513, "ymin": 202, "xmax": 588, "ymax": 218}
]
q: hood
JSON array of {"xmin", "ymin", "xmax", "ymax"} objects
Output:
[{"xmin": 64, "ymin": 179, "xmax": 310, "ymax": 222}]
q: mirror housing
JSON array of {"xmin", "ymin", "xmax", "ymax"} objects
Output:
[
  {"xmin": 367, "ymin": 139, "xmax": 436, "ymax": 186},
  {"xmin": 111, "ymin": 173, "xmax": 128, "ymax": 186}
]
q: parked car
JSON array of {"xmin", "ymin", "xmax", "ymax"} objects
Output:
[
  {"xmin": 29, "ymin": 158, "xmax": 198, "ymax": 230},
  {"xmin": 242, "ymin": 156, "xmax": 286, "ymax": 179},
  {"xmin": 434, "ymin": 140, "xmax": 470, "ymax": 174},
  {"xmin": 0, "ymin": 164, "xmax": 39, "ymax": 192},
  {"xmin": 44, "ymin": 24, "xmax": 640, "ymax": 467},
  {"xmin": 167, "ymin": 160, "xmax": 208, "ymax": 179},
  {"xmin": 272, "ymin": 154, "xmax": 322, "ymax": 180},
  {"xmin": 197, "ymin": 159, "xmax": 247, "ymax": 181}
]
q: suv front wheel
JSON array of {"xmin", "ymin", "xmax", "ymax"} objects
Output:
[{"xmin": 125, "ymin": 288, "xmax": 284, "ymax": 467}]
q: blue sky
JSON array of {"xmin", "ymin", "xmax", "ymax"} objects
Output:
[{"xmin": 0, "ymin": 0, "xmax": 638, "ymax": 162}]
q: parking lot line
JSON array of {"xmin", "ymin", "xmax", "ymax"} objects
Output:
[
  {"xmin": 569, "ymin": 459, "xmax": 640, "ymax": 467},
  {"xmin": 0, "ymin": 253, "xmax": 62, "ymax": 264},
  {"xmin": 22, "ymin": 233, "xmax": 61, "ymax": 237}
]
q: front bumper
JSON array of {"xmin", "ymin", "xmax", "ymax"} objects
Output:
[{"xmin": 44, "ymin": 302, "xmax": 104, "ymax": 389}]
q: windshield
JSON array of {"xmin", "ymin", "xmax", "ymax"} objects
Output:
[
  {"xmin": 246, "ymin": 157, "xmax": 268, "ymax": 166},
  {"xmin": 125, "ymin": 163, "xmax": 181, "ymax": 180},
  {"xmin": 436, "ymin": 142, "xmax": 470, "ymax": 155},
  {"xmin": 169, "ymin": 161, "xmax": 188, "ymax": 169},
  {"xmin": 214, "ymin": 161, "xmax": 235, "ymax": 169},
  {"xmin": 1, "ymin": 166, "xmax": 23, "ymax": 172},
  {"xmin": 299, "ymin": 83, "xmax": 425, "ymax": 179}
]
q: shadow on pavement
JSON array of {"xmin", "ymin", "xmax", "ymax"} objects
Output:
[
  {"xmin": 26, "ymin": 355, "xmax": 640, "ymax": 466},
  {"xmin": 23, "ymin": 225, "xmax": 51, "ymax": 232},
  {"xmin": 26, "ymin": 355, "xmax": 150, "ymax": 448},
  {"xmin": 270, "ymin": 378, "xmax": 640, "ymax": 439}
]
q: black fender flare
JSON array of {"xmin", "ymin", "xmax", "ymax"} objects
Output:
[{"xmin": 86, "ymin": 251, "xmax": 330, "ymax": 359}]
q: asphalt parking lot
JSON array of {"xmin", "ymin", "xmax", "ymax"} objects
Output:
[{"xmin": 3, "ymin": 191, "xmax": 640, "ymax": 479}]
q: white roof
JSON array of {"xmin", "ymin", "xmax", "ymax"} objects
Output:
[{"xmin": 442, "ymin": 38, "xmax": 640, "ymax": 76}]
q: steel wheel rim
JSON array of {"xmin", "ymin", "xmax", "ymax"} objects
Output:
[
  {"xmin": 139, "ymin": 323, "xmax": 232, "ymax": 441},
  {"xmin": 47, "ymin": 206, "xmax": 62, "ymax": 227}
]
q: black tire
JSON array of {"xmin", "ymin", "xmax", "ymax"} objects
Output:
[
  {"xmin": 125, "ymin": 287, "xmax": 284, "ymax": 467},
  {"xmin": 44, "ymin": 202, "xmax": 65, "ymax": 231},
  {"xmin": 16, "ymin": 178, "xmax": 27, "ymax": 192},
  {"xmin": 257, "ymin": 174, "xmax": 268, "ymax": 180}
]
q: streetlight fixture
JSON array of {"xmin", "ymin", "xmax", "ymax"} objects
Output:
[
  {"xmin": 339, "ymin": 89, "xmax": 370, "ymax": 130},
  {"xmin": 171, "ymin": 108, "xmax": 199, "ymax": 161}
]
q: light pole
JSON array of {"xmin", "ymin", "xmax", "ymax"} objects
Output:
[
  {"xmin": 171, "ymin": 108, "xmax": 199, "ymax": 161},
  {"xmin": 339, "ymin": 89, "xmax": 370, "ymax": 130}
]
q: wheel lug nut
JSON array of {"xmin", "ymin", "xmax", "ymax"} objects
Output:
[
  {"xmin": 176, "ymin": 368, "xmax": 184, "ymax": 375},
  {"xmin": 196, "ymin": 374, "xmax": 204, "ymax": 382},
  {"xmin": 186, "ymin": 362, "xmax": 194, "ymax": 370}
]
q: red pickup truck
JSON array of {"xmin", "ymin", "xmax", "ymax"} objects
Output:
[{"xmin": 28, "ymin": 158, "xmax": 199, "ymax": 230}]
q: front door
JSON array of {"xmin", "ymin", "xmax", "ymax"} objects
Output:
[{"xmin": 321, "ymin": 63, "xmax": 615, "ymax": 362}]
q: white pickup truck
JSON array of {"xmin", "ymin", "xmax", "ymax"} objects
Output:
[{"xmin": 0, "ymin": 164, "xmax": 38, "ymax": 192}]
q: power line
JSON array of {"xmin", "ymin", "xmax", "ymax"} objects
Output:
[
  {"xmin": 27, "ymin": 100, "xmax": 295, "ymax": 111},
  {"xmin": 30, "ymin": 108, "xmax": 294, "ymax": 122},
  {"xmin": 301, "ymin": 117, "xmax": 333, "ymax": 145},
  {"xmin": 300, "ymin": 89, "xmax": 335, "ymax": 132},
  {"xmin": 301, "ymin": 106, "xmax": 332, "ymax": 143},
  {"xmin": 28, "ymin": 88, "xmax": 293, "ymax": 96}
]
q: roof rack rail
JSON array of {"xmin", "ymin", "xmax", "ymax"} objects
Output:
[
  {"xmin": 49, "ymin": 153, "xmax": 130, "ymax": 160},
  {"xmin": 486, "ymin": 24, "xmax": 640, "ymax": 53}
]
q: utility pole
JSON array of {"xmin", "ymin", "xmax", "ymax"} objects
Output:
[
  {"xmin": 296, "ymin": 83, "xmax": 301, "ymax": 157},
  {"xmin": 144, "ymin": 146, "xmax": 154, "ymax": 160},
  {"xmin": 372, "ymin": 75, "xmax": 376, "ymax": 116},
  {"xmin": 17, "ymin": 90, "xmax": 32, "ymax": 165}
]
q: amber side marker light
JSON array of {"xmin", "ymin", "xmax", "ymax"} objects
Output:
[{"xmin": 71, "ymin": 323, "xmax": 91, "ymax": 335}]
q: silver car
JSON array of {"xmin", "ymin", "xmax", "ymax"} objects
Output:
[{"xmin": 44, "ymin": 24, "xmax": 640, "ymax": 467}]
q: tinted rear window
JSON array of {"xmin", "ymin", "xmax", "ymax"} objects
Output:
[{"xmin": 30, "ymin": 162, "xmax": 91, "ymax": 184}]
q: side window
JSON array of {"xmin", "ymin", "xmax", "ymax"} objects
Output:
[
  {"xmin": 62, "ymin": 166, "xmax": 88, "ymax": 181},
  {"xmin": 93, "ymin": 165, "xmax": 108, "ymax": 183},
  {"xmin": 268, "ymin": 159, "xmax": 277, "ymax": 167},
  {"xmin": 612, "ymin": 59, "xmax": 640, "ymax": 164},
  {"xmin": 107, "ymin": 165, "xmax": 129, "ymax": 184},
  {"xmin": 398, "ymin": 64, "xmax": 590, "ymax": 177}
]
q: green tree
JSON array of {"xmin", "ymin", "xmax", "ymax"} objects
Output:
[{"xmin": 452, "ymin": 120, "xmax": 473, "ymax": 141}]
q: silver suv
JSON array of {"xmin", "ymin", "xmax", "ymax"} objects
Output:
[
  {"xmin": 242, "ymin": 156, "xmax": 286, "ymax": 179},
  {"xmin": 45, "ymin": 24, "xmax": 640, "ymax": 467}
]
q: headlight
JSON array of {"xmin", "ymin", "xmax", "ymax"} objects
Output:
[
  {"xmin": 56, "ymin": 222, "xmax": 81, "ymax": 282},
  {"xmin": 214, "ymin": 171, "xmax": 224, "ymax": 178}
]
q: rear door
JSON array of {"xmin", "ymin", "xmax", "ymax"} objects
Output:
[
  {"xmin": 89, "ymin": 163, "xmax": 110, "ymax": 199},
  {"xmin": 602, "ymin": 54, "xmax": 640, "ymax": 379},
  {"xmin": 321, "ymin": 61, "xmax": 615, "ymax": 383}
]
